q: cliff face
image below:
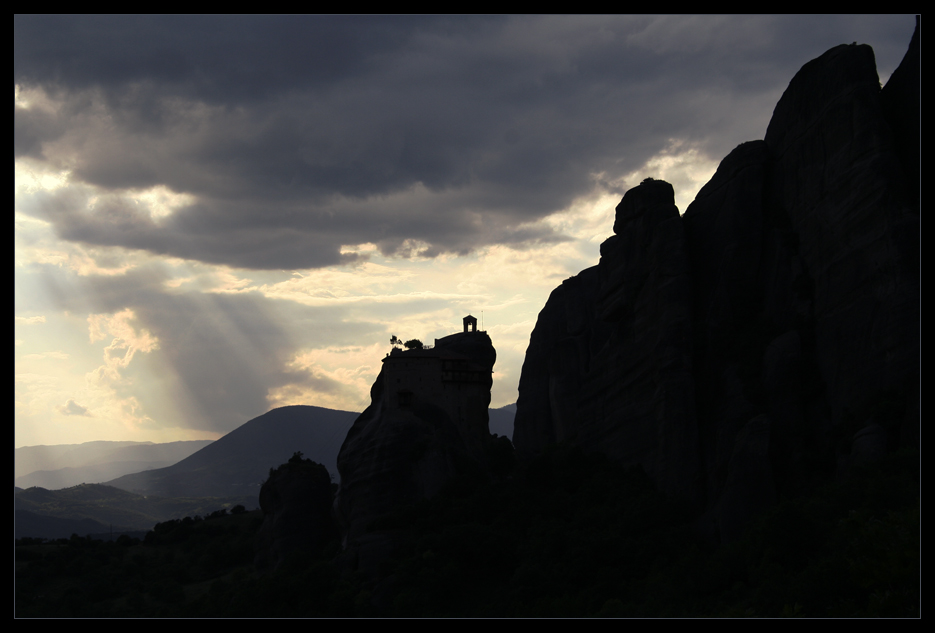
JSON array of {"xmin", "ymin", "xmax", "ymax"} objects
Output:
[
  {"xmin": 334, "ymin": 329, "xmax": 496, "ymax": 566},
  {"xmin": 513, "ymin": 179, "xmax": 700, "ymax": 504},
  {"xmin": 514, "ymin": 27, "xmax": 918, "ymax": 542}
]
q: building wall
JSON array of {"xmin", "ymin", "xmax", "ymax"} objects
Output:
[{"xmin": 383, "ymin": 352, "xmax": 491, "ymax": 453}]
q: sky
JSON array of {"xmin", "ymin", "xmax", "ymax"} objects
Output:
[{"xmin": 14, "ymin": 15, "xmax": 918, "ymax": 448}]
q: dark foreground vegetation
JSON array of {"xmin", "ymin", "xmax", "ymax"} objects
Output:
[{"xmin": 16, "ymin": 445, "xmax": 918, "ymax": 617}]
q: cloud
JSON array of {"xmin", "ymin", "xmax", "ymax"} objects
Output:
[
  {"xmin": 56, "ymin": 398, "xmax": 91, "ymax": 416},
  {"xmin": 16, "ymin": 15, "xmax": 914, "ymax": 270},
  {"xmin": 82, "ymin": 308, "xmax": 160, "ymax": 430},
  {"xmin": 61, "ymin": 266, "xmax": 379, "ymax": 432},
  {"xmin": 21, "ymin": 350, "xmax": 69, "ymax": 360},
  {"xmin": 267, "ymin": 348, "xmax": 379, "ymax": 413},
  {"xmin": 15, "ymin": 253, "xmax": 385, "ymax": 434},
  {"xmin": 15, "ymin": 315, "xmax": 46, "ymax": 325},
  {"xmin": 88, "ymin": 308, "xmax": 158, "ymax": 350}
]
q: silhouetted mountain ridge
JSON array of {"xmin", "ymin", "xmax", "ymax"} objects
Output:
[
  {"xmin": 105, "ymin": 405, "xmax": 358, "ymax": 503},
  {"xmin": 14, "ymin": 483, "xmax": 248, "ymax": 539},
  {"xmin": 15, "ymin": 440, "xmax": 214, "ymax": 489}
]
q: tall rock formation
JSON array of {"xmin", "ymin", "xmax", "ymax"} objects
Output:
[
  {"xmin": 513, "ymin": 179, "xmax": 700, "ymax": 504},
  {"xmin": 334, "ymin": 322, "xmax": 497, "ymax": 570},
  {"xmin": 254, "ymin": 454, "xmax": 337, "ymax": 573},
  {"xmin": 513, "ymin": 25, "xmax": 919, "ymax": 542}
]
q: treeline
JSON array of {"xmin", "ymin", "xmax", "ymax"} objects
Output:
[{"xmin": 15, "ymin": 445, "xmax": 918, "ymax": 617}]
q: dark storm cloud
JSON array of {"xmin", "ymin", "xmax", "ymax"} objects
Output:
[
  {"xmin": 14, "ymin": 15, "xmax": 459, "ymax": 103},
  {"xmin": 15, "ymin": 15, "xmax": 916, "ymax": 270}
]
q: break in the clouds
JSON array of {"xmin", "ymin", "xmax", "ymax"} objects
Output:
[
  {"xmin": 15, "ymin": 15, "xmax": 917, "ymax": 447},
  {"xmin": 17, "ymin": 259, "xmax": 378, "ymax": 435},
  {"xmin": 15, "ymin": 15, "xmax": 914, "ymax": 270}
]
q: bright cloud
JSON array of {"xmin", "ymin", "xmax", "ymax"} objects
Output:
[
  {"xmin": 56, "ymin": 398, "xmax": 92, "ymax": 416},
  {"xmin": 15, "ymin": 315, "xmax": 46, "ymax": 325}
]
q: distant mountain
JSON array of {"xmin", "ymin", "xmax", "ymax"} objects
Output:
[
  {"xmin": 15, "ymin": 440, "xmax": 214, "ymax": 487},
  {"xmin": 17, "ymin": 461, "xmax": 177, "ymax": 491},
  {"xmin": 16, "ymin": 441, "xmax": 148, "ymax": 479},
  {"xmin": 488, "ymin": 403, "xmax": 516, "ymax": 439},
  {"xmin": 104, "ymin": 406, "xmax": 358, "ymax": 504},
  {"xmin": 16, "ymin": 403, "xmax": 514, "ymax": 539},
  {"xmin": 14, "ymin": 483, "xmax": 250, "ymax": 539}
]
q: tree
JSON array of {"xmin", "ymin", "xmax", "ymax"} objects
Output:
[
  {"xmin": 390, "ymin": 335, "xmax": 401, "ymax": 347},
  {"xmin": 404, "ymin": 339, "xmax": 424, "ymax": 350}
]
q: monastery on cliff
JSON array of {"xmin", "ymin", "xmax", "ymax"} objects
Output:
[{"xmin": 382, "ymin": 315, "xmax": 491, "ymax": 434}]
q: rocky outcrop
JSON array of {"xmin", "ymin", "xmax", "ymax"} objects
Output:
[
  {"xmin": 254, "ymin": 454, "xmax": 337, "ymax": 572},
  {"xmin": 513, "ymin": 179, "xmax": 699, "ymax": 503},
  {"xmin": 334, "ymin": 328, "xmax": 497, "ymax": 571},
  {"xmin": 514, "ymin": 25, "xmax": 919, "ymax": 542},
  {"xmin": 880, "ymin": 16, "xmax": 920, "ymax": 209}
]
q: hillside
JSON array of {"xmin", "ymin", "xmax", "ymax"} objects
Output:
[
  {"xmin": 105, "ymin": 405, "xmax": 358, "ymax": 503},
  {"xmin": 15, "ymin": 439, "xmax": 214, "ymax": 490}
]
